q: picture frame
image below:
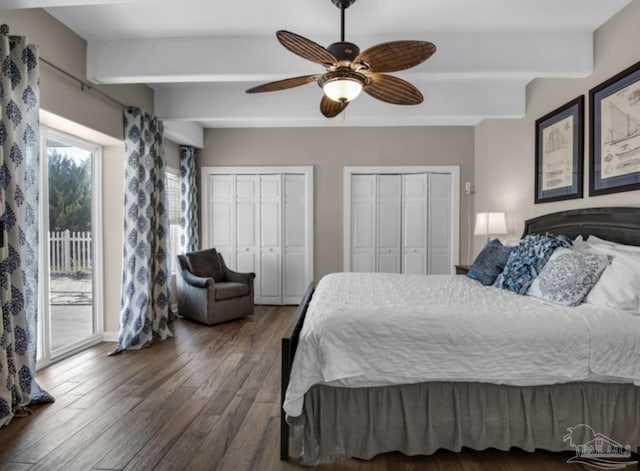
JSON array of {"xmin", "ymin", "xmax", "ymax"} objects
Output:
[
  {"xmin": 534, "ymin": 96, "xmax": 584, "ymax": 204},
  {"xmin": 589, "ymin": 59, "xmax": 640, "ymax": 196}
]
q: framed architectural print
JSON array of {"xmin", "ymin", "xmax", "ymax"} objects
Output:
[
  {"xmin": 589, "ymin": 59, "xmax": 640, "ymax": 196},
  {"xmin": 534, "ymin": 96, "xmax": 584, "ymax": 204}
]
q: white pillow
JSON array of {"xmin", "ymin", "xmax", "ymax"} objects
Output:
[
  {"xmin": 572, "ymin": 235, "xmax": 591, "ymax": 253},
  {"xmin": 584, "ymin": 243, "xmax": 640, "ymax": 313},
  {"xmin": 586, "ymin": 235, "xmax": 640, "ymax": 253}
]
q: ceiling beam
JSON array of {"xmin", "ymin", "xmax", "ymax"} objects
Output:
[
  {"xmin": 87, "ymin": 32, "xmax": 592, "ymax": 85},
  {"xmin": 87, "ymin": 30, "xmax": 589, "ymax": 127},
  {"xmin": 163, "ymin": 120, "xmax": 204, "ymax": 149},
  {"xmin": 153, "ymin": 79, "xmax": 527, "ymax": 128}
]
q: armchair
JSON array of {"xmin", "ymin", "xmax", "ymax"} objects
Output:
[{"xmin": 176, "ymin": 248, "xmax": 255, "ymax": 325}]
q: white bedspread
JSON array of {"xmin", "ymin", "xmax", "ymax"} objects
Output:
[{"xmin": 283, "ymin": 273, "xmax": 640, "ymax": 417}]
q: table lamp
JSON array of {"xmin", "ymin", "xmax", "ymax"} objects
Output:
[{"xmin": 474, "ymin": 211, "xmax": 507, "ymax": 242}]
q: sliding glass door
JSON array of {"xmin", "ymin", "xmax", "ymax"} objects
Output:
[{"xmin": 37, "ymin": 127, "xmax": 103, "ymax": 366}]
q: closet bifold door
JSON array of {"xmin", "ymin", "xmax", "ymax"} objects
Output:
[
  {"xmin": 209, "ymin": 174, "xmax": 235, "ymax": 267},
  {"xmin": 402, "ymin": 173, "xmax": 428, "ymax": 274},
  {"xmin": 428, "ymin": 173, "xmax": 452, "ymax": 274},
  {"xmin": 235, "ymin": 175, "xmax": 259, "ymax": 276},
  {"xmin": 259, "ymin": 175, "xmax": 283, "ymax": 304},
  {"xmin": 283, "ymin": 174, "xmax": 307, "ymax": 304},
  {"xmin": 350, "ymin": 174, "xmax": 377, "ymax": 272},
  {"xmin": 377, "ymin": 175, "xmax": 402, "ymax": 273}
]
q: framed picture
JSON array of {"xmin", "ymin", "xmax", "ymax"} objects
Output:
[
  {"xmin": 535, "ymin": 96, "xmax": 584, "ymax": 204},
  {"xmin": 589, "ymin": 59, "xmax": 640, "ymax": 196}
]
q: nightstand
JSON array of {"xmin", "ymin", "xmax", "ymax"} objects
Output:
[{"xmin": 455, "ymin": 264, "xmax": 471, "ymax": 275}]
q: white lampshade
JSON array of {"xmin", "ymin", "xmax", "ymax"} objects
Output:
[
  {"xmin": 474, "ymin": 212, "xmax": 508, "ymax": 237},
  {"xmin": 323, "ymin": 78, "xmax": 363, "ymax": 103}
]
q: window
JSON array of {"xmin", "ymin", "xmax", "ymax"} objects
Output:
[
  {"xmin": 166, "ymin": 168, "xmax": 181, "ymax": 273},
  {"xmin": 38, "ymin": 126, "xmax": 104, "ymax": 367}
]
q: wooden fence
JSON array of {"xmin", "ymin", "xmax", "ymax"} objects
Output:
[{"xmin": 49, "ymin": 230, "xmax": 92, "ymax": 274}]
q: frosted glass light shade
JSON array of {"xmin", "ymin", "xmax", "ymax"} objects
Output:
[
  {"xmin": 323, "ymin": 78, "xmax": 363, "ymax": 103},
  {"xmin": 474, "ymin": 212, "xmax": 508, "ymax": 237}
]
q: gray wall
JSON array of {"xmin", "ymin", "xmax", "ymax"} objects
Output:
[
  {"xmin": 474, "ymin": 0, "xmax": 640, "ymax": 256},
  {"xmin": 164, "ymin": 137, "xmax": 181, "ymax": 170},
  {"xmin": 2, "ymin": 9, "xmax": 154, "ymax": 140},
  {"xmin": 201, "ymin": 127, "xmax": 475, "ymax": 280}
]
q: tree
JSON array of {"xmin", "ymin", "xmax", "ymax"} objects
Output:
[{"xmin": 48, "ymin": 149, "xmax": 92, "ymax": 232}]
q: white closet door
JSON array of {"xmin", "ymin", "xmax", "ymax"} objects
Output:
[
  {"xmin": 235, "ymin": 175, "xmax": 258, "ymax": 277},
  {"xmin": 351, "ymin": 174, "xmax": 376, "ymax": 272},
  {"xmin": 402, "ymin": 173, "xmax": 428, "ymax": 274},
  {"xmin": 428, "ymin": 173, "xmax": 452, "ymax": 274},
  {"xmin": 377, "ymin": 175, "xmax": 401, "ymax": 273},
  {"xmin": 204, "ymin": 166, "xmax": 313, "ymax": 306},
  {"xmin": 283, "ymin": 174, "xmax": 306, "ymax": 303},
  {"xmin": 259, "ymin": 175, "xmax": 282, "ymax": 304},
  {"xmin": 209, "ymin": 174, "xmax": 235, "ymax": 268}
]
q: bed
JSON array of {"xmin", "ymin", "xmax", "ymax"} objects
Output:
[{"xmin": 280, "ymin": 207, "xmax": 640, "ymax": 464}]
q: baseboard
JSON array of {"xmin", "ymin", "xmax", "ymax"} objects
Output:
[{"xmin": 102, "ymin": 331, "xmax": 119, "ymax": 342}]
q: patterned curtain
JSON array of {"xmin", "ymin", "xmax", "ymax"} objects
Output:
[
  {"xmin": 179, "ymin": 146, "xmax": 198, "ymax": 253},
  {"xmin": 116, "ymin": 108, "xmax": 172, "ymax": 352},
  {"xmin": 0, "ymin": 24, "xmax": 53, "ymax": 427}
]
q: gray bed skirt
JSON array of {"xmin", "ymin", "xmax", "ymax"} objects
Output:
[{"xmin": 288, "ymin": 382, "xmax": 640, "ymax": 465}]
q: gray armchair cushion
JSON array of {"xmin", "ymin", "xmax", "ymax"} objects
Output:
[
  {"xmin": 185, "ymin": 248, "xmax": 224, "ymax": 282},
  {"xmin": 214, "ymin": 282, "xmax": 250, "ymax": 301}
]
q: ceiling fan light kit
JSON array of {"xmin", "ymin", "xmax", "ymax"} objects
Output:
[
  {"xmin": 246, "ymin": 0, "xmax": 436, "ymax": 118},
  {"xmin": 319, "ymin": 70, "xmax": 367, "ymax": 103}
]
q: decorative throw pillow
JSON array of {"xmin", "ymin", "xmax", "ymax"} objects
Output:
[
  {"xmin": 467, "ymin": 239, "xmax": 513, "ymax": 286},
  {"xmin": 494, "ymin": 233, "xmax": 571, "ymax": 295},
  {"xmin": 185, "ymin": 248, "xmax": 225, "ymax": 282},
  {"xmin": 527, "ymin": 248, "xmax": 611, "ymax": 306}
]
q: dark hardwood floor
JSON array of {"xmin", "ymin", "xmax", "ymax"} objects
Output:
[{"xmin": 0, "ymin": 306, "xmax": 599, "ymax": 470}]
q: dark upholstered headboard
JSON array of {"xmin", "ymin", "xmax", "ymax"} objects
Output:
[{"xmin": 523, "ymin": 207, "xmax": 640, "ymax": 247}]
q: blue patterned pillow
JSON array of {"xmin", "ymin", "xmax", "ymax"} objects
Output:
[
  {"xmin": 527, "ymin": 248, "xmax": 611, "ymax": 306},
  {"xmin": 467, "ymin": 239, "xmax": 513, "ymax": 286},
  {"xmin": 494, "ymin": 234, "xmax": 572, "ymax": 295}
]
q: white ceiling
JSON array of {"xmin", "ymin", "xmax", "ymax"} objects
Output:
[
  {"xmin": 43, "ymin": 0, "xmax": 631, "ymax": 39},
  {"xmin": 2, "ymin": 0, "xmax": 632, "ymax": 137}
]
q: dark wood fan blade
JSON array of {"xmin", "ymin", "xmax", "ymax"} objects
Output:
[
  {"xmin": 246, "ymin": 75, "xmax": 321, "ymax": 93},
  {"xmin": 277, "ymin": 30, "xmax": 338, "ymax": 66},
  {"xmin": 320, "ymin": 95, "xmax": 349, "ymax": 118},
  {"xmin": 354, "ymin": 41, "xmax": 436, "ymax": 73},
  {"xmin": 364, "ymin": 74, "xmax": 424, "ymax": 105}
]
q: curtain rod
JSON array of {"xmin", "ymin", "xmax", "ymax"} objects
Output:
[{"xmin": 40, "ymin": 56, "xmax": 128, "ymax": 110}]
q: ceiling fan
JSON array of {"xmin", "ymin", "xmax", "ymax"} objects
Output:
[{"xmin": 246, "ymin": 0, "xmax": 436, "ymax": 118}]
